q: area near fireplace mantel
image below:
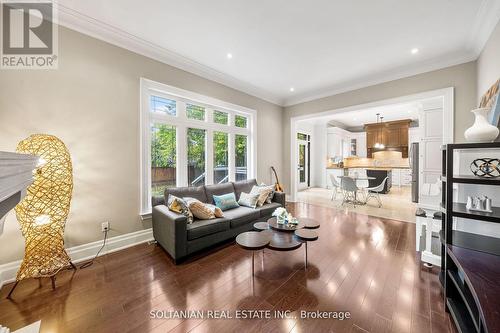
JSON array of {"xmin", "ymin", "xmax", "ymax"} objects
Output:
[{"xmin": 0, "ymin": 152, "xmax": 38, "ymax": 235}]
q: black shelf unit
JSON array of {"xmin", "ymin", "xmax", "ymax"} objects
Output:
[{"xmin": 441, "ymin": 142, "xmax": 500, "ymax": 333}]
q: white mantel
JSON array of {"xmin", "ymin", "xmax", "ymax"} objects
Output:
[{"xmin": 0, "ymin": 151, "xmax": 39, "ymax": 235}]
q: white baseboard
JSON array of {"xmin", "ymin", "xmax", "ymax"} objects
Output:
[
  {"xmin": 0, "ymin": 228, "xmax": 153, "ymax": 289},
  {"xmin": 421, "ymin": 251, "xmax": 441, "ymax": 267}
]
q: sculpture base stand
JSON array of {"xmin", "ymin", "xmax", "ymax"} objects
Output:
[{"xmin": 6, "ymin": 261, "xmax": 77, "ymax": 299}]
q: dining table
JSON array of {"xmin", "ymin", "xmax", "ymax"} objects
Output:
[{"xmin": 338, "ymin": 175, "xmax": 376, "ymax": 204}]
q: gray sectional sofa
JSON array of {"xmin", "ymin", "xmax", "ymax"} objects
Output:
[{"xmin": 152, "ymin": 179, "xmax": 285, "ymax": 263}]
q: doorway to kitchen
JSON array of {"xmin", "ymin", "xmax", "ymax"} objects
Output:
[
  {"xmin": 297, "ymin": 132, "xmax": 310, "ymax": 190},
  {"xmin": 289, "ymin": 87, "xmax": 454, "ymax": 223}
]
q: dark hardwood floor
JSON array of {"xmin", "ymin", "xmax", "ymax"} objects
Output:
[{"xmin": 0, "ymin": 202, "xmax": 457, "ymax": 333}]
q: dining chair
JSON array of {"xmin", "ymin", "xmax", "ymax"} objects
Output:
[
  {"xmin": 329, "ymin": 174, "xmax": 342, "ymax": 200},
  {"xmin": 340, "ymin": 176, "xmax": 359, "ymax": 208},
  {"xmin": 364, "ymin": 177, "xmax": 388, "ymax": 208}
]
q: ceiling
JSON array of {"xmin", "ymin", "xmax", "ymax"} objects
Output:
[
  {"xmin": 299, "ymin": 102, "xmax": 420, "ymax": 128},
  {"xmin": 56, "ymin": 0, "xmax": 500, "ymax": 106}
]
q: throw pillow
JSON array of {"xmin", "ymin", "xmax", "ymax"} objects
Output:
[
  {"xmin": 167, "ymin": 194, "xmax": 193, "ymax": 224},
  {"xmin": 238, "ymin": 192, "xmax": 260, "ymax": 208},
  {"xmin": 184, "ymin": 197, "xmax": 215, "ymax": 220},
  {"xmin": 250, "ymin": 185, "xmax": 273, "ymax": 206},
  {"xmin": 213, "ymin": 193, "xmax": 239, "ymax": 211},
  {"xmin": 260, "ymin": 183, "xmax": 275, "ymax": 204},
  {"xmin": 206, "ymin": 204, "xmax": 224, "ymax": 218}
]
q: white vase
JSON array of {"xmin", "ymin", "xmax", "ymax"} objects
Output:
[{"xmin": 464, "ymin": 108, "xmax": 499, "ymax": 142}]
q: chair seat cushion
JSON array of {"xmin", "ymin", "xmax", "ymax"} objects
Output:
[
  {"xmin": 186, "ymin": 217, "xmax": 229, "ymax": 240},
  {"xmin": 255, "ymin": 202, "xmax": 281, "ymax": 218},
  {"xmin": 223, "ymin": 206, "xmax": 260, "ymax": 228}
]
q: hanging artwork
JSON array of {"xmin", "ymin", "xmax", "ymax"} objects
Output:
[{"xmin": 479, "ymin": 78, "xmax": 500, "ymax": 130}]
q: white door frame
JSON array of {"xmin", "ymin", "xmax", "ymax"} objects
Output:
[
  {"xmin": 296, "ymin": 131, "xmax": 311, "ymax": 191},
  {"xmin": 289, "ymin": 87, "xmax": 454, "ymax": 202}
]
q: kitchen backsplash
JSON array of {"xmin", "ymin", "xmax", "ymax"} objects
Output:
[{"xmin": 341, "ymin": 151, "xmax": 409, "ymax": 168}]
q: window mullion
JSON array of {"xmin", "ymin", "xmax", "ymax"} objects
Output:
[
  {"xmin": 206, "ymin": 129, "xmax": 214, "ymax": 185},
  {"xmin": 228, "ymin": 132, "xmax": 235, "ymax": 182},
  {"xmin": 176, "ymin": 101, "xmax": 188, "ymax": 187}
]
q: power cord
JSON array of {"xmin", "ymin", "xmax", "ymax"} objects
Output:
[{"xmin": 80, "ymin": 229, "xmax": 108, "ymax": 269}]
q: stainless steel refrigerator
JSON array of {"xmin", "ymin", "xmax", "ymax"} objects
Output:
[{"xmin": 409, "ymin": 142, "xmax": 419, "ymax": 203}]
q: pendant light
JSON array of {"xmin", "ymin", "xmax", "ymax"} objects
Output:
[{"xmin": 374, "ymin": 113, "xmax": 385, "ymax": 149}]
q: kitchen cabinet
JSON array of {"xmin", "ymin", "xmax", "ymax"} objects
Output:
[
  {"xmin": 365, "ymin": 120, "xmax": 411, "ymax": 158},
  {"xmin": 327, "ymin": 127, "xmax": 353, "ymax": 158},
  {"xmin": 392, "ymin": 168, "xmax": 412, "ymax": 186},
  {"xmin": 386, "ymin": 128, "xmax": 400, "ymax": 147}
]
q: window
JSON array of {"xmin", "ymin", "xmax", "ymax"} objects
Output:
[
  {"xmin": 235, "ymin": 134, "xmax": 248, "ymax": 181},
  {"xmin": 298, "ymin": 144, "xmax": 306, "ymax": 183},
  {"xmin": 297, "ymin": 133, "xmax": 308, "ymax": 141},
  {"xmin": 140, "ymin": 79, "xmax": 256, "ymax": 215},
  {"xmin": 235, "ymin": 115, "xmax": 247, "ymax": 128},
  {"xmin": 151, "ymin": 96, "xmax": 176, "ymax": 116},
  {"xmin": 151, "ymin": 124, "xmax": 176, "ymax": 196},
  {"xmin": 213, "ymin": 132, "xmax": 228, "ymax": 183},
  {"xmin": 213, "ymin": 110, "xmax": 228, "ymax": 125},
  {"xmin": 187, "ymin": 128, "xmax": 206, "ymax": 186},
  {"xmin": 186, "ymin": 103, "xmax": 205, "ymax": 120}
]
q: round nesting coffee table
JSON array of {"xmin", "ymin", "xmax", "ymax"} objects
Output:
[
  {"xmin": 237, "ymin": 217, "xmax": 321, "ymax": 276},
  {"xmin": 236, "ymin": 231, "xmax": 271, "ymax": 276},
  {"xmin": 295, "ymin": 229, "xmax": 319, "ymax": 268},
  {"xmin": 264, "ymin": 229, "xmax": 302, "ymax": 251},
  {"xmin": 253, "ymin": 221, "xmax": 269, "ymax": 231}
]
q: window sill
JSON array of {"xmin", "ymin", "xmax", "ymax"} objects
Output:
[{"xmin": 140, "ymin": 212, "xmax": 152, "ymax": 221}]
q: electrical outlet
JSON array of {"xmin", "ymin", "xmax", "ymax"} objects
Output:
[{"xmin": 101, "ymin": 221, "xmax": 109, "ymax": 233}]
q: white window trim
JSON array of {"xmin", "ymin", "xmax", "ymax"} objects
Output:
[{"xmin": 140, "ymin": 78, "xmax": 257, "ymax": 216}]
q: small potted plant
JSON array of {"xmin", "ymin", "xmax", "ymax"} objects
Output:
[{"xmin": 272, "ymin": 207, "xmax": 288, "ymax": 224}]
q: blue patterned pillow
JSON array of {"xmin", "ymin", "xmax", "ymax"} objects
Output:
[{"xmin": 213, "ymin": 193, "xmax": 239, "ymax": 211}]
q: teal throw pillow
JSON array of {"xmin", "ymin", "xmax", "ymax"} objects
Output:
[{"xmin": 213, "ymin": 193, "xmax": 239, "ymax": 211}]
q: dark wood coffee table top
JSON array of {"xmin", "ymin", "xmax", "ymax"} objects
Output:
[
  {"xmin": 236, "ymin": 231, "xmax": 270, "ymax": 250},
  {"xmin": 295, "ymin": 229, "xmax": 319, "ymax": 241},
  {"xmin": 263, "ymin": 230, "xmax": 302, "ymax": 251},
  {"xmin": 267, "ymin": 217, "xmax": 305, "ymax": 232},
  {"xmin": 297, "ymin": 217, "xmax": 320, "ymax": 229}
]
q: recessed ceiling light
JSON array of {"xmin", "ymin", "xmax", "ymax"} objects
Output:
[
  {"xmin": 353, "ymin": 117, "xmax": 358, "ymax": 121},
  {"xmin": 226, "ymin": 53, "xmax": 233, "ymax": 59},
  {"xmin": 290, "ymin": 87, "xmax": 295, "ymax": 92},
  {"xmin": 411, "ymin": 48, "xmax": 419, "ymax": 54}
]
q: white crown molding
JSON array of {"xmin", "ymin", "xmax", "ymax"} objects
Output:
[
  {"xmin": 54, "ymin": 2, "xmax": 499, "ymax": 108},
  {"xmin": 465, "ymin": 0, "xmax": 500, "ymax": 56},
  {"xmin": 54, "ymin": 3, "xmax": 285, "ymax": 106},
  {"xmin": 283, "ymin": 51, "xmax": 477, "ymax": 107},
  {"xmin": 0, "ymin": 228, "xmax": 153, "ymax": 289}
]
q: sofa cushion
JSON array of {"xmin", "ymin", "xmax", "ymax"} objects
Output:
[
  {"xmin": 233, "ymin": 179, "xmax": 258, "ymax": 200},
  {"xmin": 255, "ymin": 202, "xmax": 281, "ymax": 218},
  {"xmin": 204, "ymin": 183, "xmax": 235, "ymax": 204},
  {"xmin": 165, "ymin": 185, "xmax": 207, "ymax": 203},
  {"xmin": 223, "ymin": 206, "xmax": 260, "ymax": 228},
  {"xmin": 186, "ymin": 217, "xmax": 230, "ymax": 240}
]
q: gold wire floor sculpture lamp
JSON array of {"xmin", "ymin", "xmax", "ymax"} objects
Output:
[{"xmin": 7, "ymin": 134, "xmax": 76, "ymax": 299}]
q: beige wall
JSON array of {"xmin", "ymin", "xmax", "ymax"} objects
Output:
[
  {"xmin": 0, "ymin": 27, "xmax": 283, "ymax": 264},
  {"xmin": 477, "ymin": 20, "xmax": 500, "ymax": 100},
  {"xmin": 283, "ymin": 62, "xmax": 477, "ymax": 192}
]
